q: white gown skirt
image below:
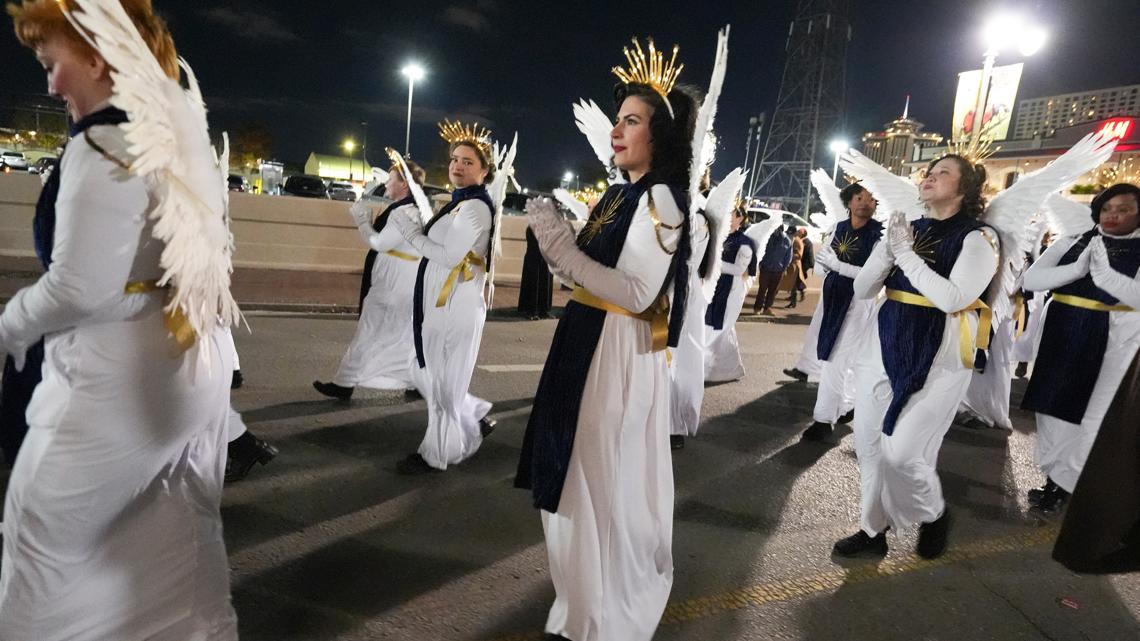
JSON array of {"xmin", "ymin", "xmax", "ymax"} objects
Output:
[
  {"xmin": 541, "ymin": 313, "xmax": 674, "ymax": 641},
  {"xmin": 961, "ymin": 316, "xmax": 1015, "ymax": 429},
  {"xmin": 333, "ymin": 254, "xmax": 419, "ymax": 390},
  {"xmin": 670, "ymin": 285, "xmax": 708, "ymax": 436},
  {"xmin": 705, "ymin": 276, "xmax": 752, "ymax": 383},
  {"xmin": 412, "ymin": 266, "xmax": 491, "ymax": 469},
  {"xmin": 793, "ymin": 300, "xmax": 824, "ymax": 379},
  {"xmin": 0, "ymin": 305, "xmax": 237, "ymax": 640}
]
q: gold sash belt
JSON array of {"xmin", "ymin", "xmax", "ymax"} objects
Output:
[
  {"xmin": 570, "ymin": 287, "xmax": 670, "ymax": 352},
  {"xmin": 124, "ymin": 280, "xmax": 196, "ymax": 353},
  {"xmin": 385, "ymin": 249, "xmax": 420, "ymax": 262},
  {"xmin": 1013, "ymin": 293, "xmax": 1027, "ymax": 338},
  {"xmin": 436, "ymin": 251, "xmax": 486, "ymax": 307},
  {"xmin": 885, "ymin": 289, "xmax": 992, "ymax": 369},
  {"xmin": 1052, "ymin": 293, "xmax": 1135, "ymax": 313}
]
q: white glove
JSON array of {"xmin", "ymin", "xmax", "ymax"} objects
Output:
[
  {"xmin": 0, "ymin": 291, "xmax": 36, "ymax": 371},
  {"xmin": 888, "ymin": 211, "xmax": 914, "ymax": 258},
  {"xmin": 815, "ymin": 244, "xmax": 840, "ymax": 272},
  {"xmin": 1088, "ymin": 237, "xmax": 1111, "ymax": 282},
  {"xmin": 391, "ymin": 207, "xmax": 424, "ymax": 243},
  {"xmin": 526, "ymin": 197, "xmax": 577, "ymax": 252},
  {"xmin": 350, "ymin": 199, "xmax": 373, "ymax": 229}
]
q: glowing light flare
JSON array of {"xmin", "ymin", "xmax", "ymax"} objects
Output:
[{"xmin": 401, "ymin": 63, "xmax": 425, "ymax": 82}]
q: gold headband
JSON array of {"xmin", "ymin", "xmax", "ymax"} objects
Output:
[
  {"xmin": 612, "ymin": 37, "xmax": 684, "ymax": 118},
  {"xmin": 438, "ymin": 119, "xmax": 492, "ymax": 157}
]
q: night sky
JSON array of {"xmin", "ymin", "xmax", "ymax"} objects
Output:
[{"xmin": 4, "ymin": 0, "xmax": 1140, "ymax": 188}]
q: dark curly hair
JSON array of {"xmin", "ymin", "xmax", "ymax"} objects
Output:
[
  {"xmin": 839, "ymin": 182, "xmax": 868, "ymax": 209},
  {"xmin": 1090, "ymin": 183, "xmax": 1140, "ymax": 224},
  {"xmin": 926, "ymin": 154, "xmax": 987, "ymax": 219},
  {"xmin": 450, "ymin": 140, "xmax": 495, "ymax": 185},
  {"xmin": 612, "ymin": 82, "xmax": 701, "ymax": 191}
]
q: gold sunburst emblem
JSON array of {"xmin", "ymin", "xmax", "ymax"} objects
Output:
[
  {"xmin": 912, "ymin": 228, "xmax": 942, "ymax": 265},
  {"xmin": 833, "ymin": 230, "xmax": 859, "ymax": 260},
  {"xmin": 579, "ymin": 193, "xmax": 625, "ymax": 245}
]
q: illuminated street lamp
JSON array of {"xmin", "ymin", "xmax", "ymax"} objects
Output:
[
  {"xmin": 401, "ymin": 62, "xmax": 426, "ymax": 156},
  {"xmin": 829, "ymin": 139, "xmax": 849, "ymax": 182},
  {"xmin": 970, "ymin": 14, "xmax": 1047, "ymax": 145},
  {"xmin": 343, "ymin": 139, "xmax": 356, "ymax": 181}
]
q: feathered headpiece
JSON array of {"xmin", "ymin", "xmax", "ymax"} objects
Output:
[
  {"xmin": 438, "ymin": 119, "xmax": 492, "ymax": 157},
  {"xmin": 612, "ymin": 37, "xmax": 684, "ymax": 118}
]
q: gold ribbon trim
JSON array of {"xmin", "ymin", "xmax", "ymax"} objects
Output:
[
  {"xmin": 571, "ymin": 287, "xmax": 670, "ymax": 352},
  {"xmin": 436, "ymin": 251, "xmax": 486, "ymax": 307},
  {"xmin": 885, "ymin": 289, "xmax": 992, "ymax": 369},
  {"xmin": 1052, "ymin": 293, "xmax": 1135, "ymax": 313},
  {"xmin": 124, "ymin": 280, "xmax": 196, "ymax": 353},
  {"xmin": 1013, "ymin": 293, "xmax": 1027, "ymax": 338},
  {"xmin": 385, "ymin": 249, "xmax": 420, "ymax": 262}
]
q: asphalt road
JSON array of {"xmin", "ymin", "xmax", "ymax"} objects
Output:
[{"xmin": 4, "ymin": 308, "xmax": 1139, "ymax": 640}]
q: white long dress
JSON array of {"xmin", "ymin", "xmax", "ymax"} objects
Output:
[
  {"xmin": 332, "ymin": 203, "xmax": 421, "ymax": 390},
  {"xmin": 960, "ymin": 315, "xmax": 1015, "ymax": 429},
  {"xmin": 852, "ymin": 227, "xmax": 998, "ymax": 535},
  {"xmin": 1023, "ymin": 230, "xmax": 1140, "ymax": 492},
  {"xmin": 0, "ymin": 127, "xmax": 236, "ymax": 639},
  {"xmin": 811, "ymin": 263, "xmax": 874, "ymax": 425},
  {"xmin": 704, "ymin": 243, "xmax": 755, "ymax": 383},
  {"xmin": 791, "ymin": 300, "xmax": 824, "ymax": 380},
  {"xmin": 1010, "ymin": 292, "xmax": 1045, "ymax": 364},
  {"xmin": 407, "ymin": 198, "xmax": 493, "ymax": 469},
  {"xmin": 670, "ymin": 215, "xmax": 710, "ymax": 436},
  {"xmin": 541, "ymin": 184, "xmax": 681, "ymax": 641}
]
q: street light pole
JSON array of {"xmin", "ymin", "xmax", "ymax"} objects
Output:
[{"xmin": 401, "ymin": 63, "xmax": 425, "ymax": 157}]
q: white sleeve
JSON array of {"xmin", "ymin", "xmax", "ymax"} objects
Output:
[
  {"xmin": 1093, "ymin": 268, "xmax": 1140, "ymax": 309},
  {"xmin": 852, "ymin": 239, "xmax": 893, "ymax": 300},
  {"xmin": 350, "ymin": 200, "xmax": 375, "ymax": 245},
  {"xmin": 369, "ymin": 205, "xmax": 417, "ymax": 253},
  {"xmin": 408, "ymin": 199, "xmax": 491, "ymax": 267},
  {"xmin": 832, "ymin": 246, "xmax": 868, "ymax": 279},
  {"xmin": 893, "ymin": 229, "xmax": 999, "ymax": 313},
  {"xmin": 721, "ymin": 244, "xmax": 753, "ymax": 276},
  {"xmin": 1021, "ymin": 236, "xmax": 1088, "ymax": 292},
  {"xmin": 0, "ymin": 142, "xmax": 148, "ymax": 345},
  {"xmin": 534, "ymin": 184, "xmax": 681, "ymax": 313}
]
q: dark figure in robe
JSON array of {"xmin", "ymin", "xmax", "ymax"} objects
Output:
[{"xmin": 517, "ymin": 225, "xmax": 554, "ymax": 320}]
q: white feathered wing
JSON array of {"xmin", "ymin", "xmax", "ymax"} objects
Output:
[
  {"xmin": 700, "ymin": 168, "xmax": 747, "ymax": 298},
  {"xmin": 63, "ymin": 0, "xmax": 240, "ymax": 367},
  {"xmin": 573, "ymin": 99, "xmax": 624, "ymax": 185},
  {"xmin": 838, "ymin": 149, "xmax": 925, "ymax": 221},
  {"xmin": 486, "ymin": 133, "xmax": 519, "ymax": 308}
]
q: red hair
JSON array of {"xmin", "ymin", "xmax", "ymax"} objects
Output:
[{"xmin": 8, "ymin": 0, "xmax": 179, "ymax": 80}]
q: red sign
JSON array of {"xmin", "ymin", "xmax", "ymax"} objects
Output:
[{"xmin": 1098, "ymin": 118, "xmax": 1134, "ymax": 141}]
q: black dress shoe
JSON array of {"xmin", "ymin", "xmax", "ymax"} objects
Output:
[
  {"xmin": 231, "ymin": 369, "xmax": 244, "ymax": 390},
  {"xmin": 1028, "ymin": 477, "xmax": 1058, "ymax": 506},
  {"xmin": 801, "ymin": 421, "xmax": 833, "ymax": 442},
  {"xmin": 403, "ymin": 388, "xmax": 423, "ymax": 401},
  {"xmin": 1033, "ymin": 483, "xmax": 1071, "ymax": 514},
  {"xmin": 836, "ymin": 410, "xmax": 854, "ymax": 425},
  {"xmin": 225, "ymin": 431, "xmax": 279, "ymax": 483},
  {"xmin": 782, "ymin": 367, "xmax": 808, "ymax": 382},
  {"xmin": 544, "ymin": 634, "xmax": 572, "ymax": 641},
  {"xmin": 833, "ymin": 530, "xmax": 888, "ymax": 557},
  {"xmin": 916, "ymin": 510, "xmax": 951, "ymax": 559},
  {"xmin": 396, "ymin": 452, "xmax": 441, "ymax": 475},
  {"xmin": 313, "ymin": 380, "xmax": 353, "ymax": 400},
  {"xmin": 1014, "ymin": 362, "xmax": 1028, "ymax": 379},
  {"xmin": 799, "ymin": 290, "xmax": 806, "ymax": 302},
  {"xmin": 784, "ymin": 299, "xmax": 797, "ymax": 309},
  {"xmin": 479, "ymin": 416, "xmax": 497, "ymax": 438},
  {"xmin": 670, "ymin": 435, "xmax": 685, "ymax": 450}
]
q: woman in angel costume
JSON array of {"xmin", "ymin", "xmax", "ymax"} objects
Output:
[
  {"xmin": 312, "ymin": 153, "xmax": 426, "ymax": 401},
  {"xmin": 830, "ymin": 131, "xmax": 1114, "ymax": 560},
  {"xmin": 800, "ymin": 179, "xmax": 882, "ymax": 441},
  {"xmin": 705, "ymin": 207, "xmax": 781, "ymax": 383},
  {"xmin": 388, "ymin": 121, "xmax": 515, "ymax": 474},
  {"xmin": 1021, "ymin": 182, "xmax": 1140, "ymax": 514},
  {"xmin": 2, "ymin": 0, "xmax": 240, "ymax": 637},
  {"xmin": 515, "ymin": 30, "xmax": 731, "ymax": 640}
]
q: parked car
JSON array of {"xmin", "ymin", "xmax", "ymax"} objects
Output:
[
  {"xmin": 227, "ymin": 174, "xmax": 250, "ymax": 192},
  {"xmin": 327, "ymin": 181, "xmax": 357, "ymax": 202},
  {"xmin": 29, "ymin": 156, "xmax": 58, "ymax": 175},
  {"xmin": 1, "ymin": 151, "xmax": 29, "ymax": 171},
  {"xmin": 282, "ymin": 174, "xmax": 328, "ymax": 199}
]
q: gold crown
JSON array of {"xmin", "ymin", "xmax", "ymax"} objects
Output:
[
  {"xmin": 612, "ymin": 37, "xmax": 684, "ymax": 108},
  {"xmin": 438, "ymin": 119, "xmax": 492, "ymax": 156},
  {"xmin": 384, "ymin": 147, "xmax": 405, "ymax": 171},
  {"xmin": 947, "ymin": 136, "xmax": 999, "ymax": 166}
]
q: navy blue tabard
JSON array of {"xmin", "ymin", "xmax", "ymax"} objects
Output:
[
  {"xmin": 705, "ymin": 228, "xmax": 758, "ymax": 330},
  {"xmin": 816, "ymin": 218, "xmax": 883, "ymax": 360},
  {"xmin": 1022, "ymin": 230, "xmax": 1140, "ymax": 423}
]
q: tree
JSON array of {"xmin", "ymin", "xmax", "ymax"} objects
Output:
[{"xmin": 229, "ymin": 123, "xmax": 273, "ymax": 171}]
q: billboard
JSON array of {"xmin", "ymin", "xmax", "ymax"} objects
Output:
[{"xmin": 952, "ymin": 62, "xmax": 1024, "ymax": 141}]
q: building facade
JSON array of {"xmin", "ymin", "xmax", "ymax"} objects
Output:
[
  {"xmin": 1012, "ymin": 84, "xmax": 1140, "ymax": 140},
  {"xmin": 861, "ymin": 99, "xmax": 944, "ymax": 176}
]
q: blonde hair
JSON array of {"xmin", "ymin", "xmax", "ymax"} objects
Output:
[{"xmin": 8, "ymin": 0, "xmax": 179, "ymax": 80}]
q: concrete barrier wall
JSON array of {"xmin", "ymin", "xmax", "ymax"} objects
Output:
[{"xmin": 0, "ymin": 173, "xmax": 527, "ymax": 283}]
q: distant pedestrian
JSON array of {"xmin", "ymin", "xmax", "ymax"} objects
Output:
[{"xmin": 752, "ymin": 222, "xmax": 792, "ymax": 315}]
